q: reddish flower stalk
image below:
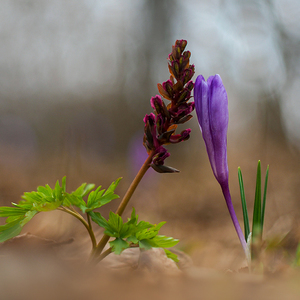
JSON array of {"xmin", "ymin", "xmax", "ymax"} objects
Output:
[
  {"xmin": 143, "ymin": 40, "xmax": 195, "ymax": 173},
  {"xmin": 94, "ymin": 41, "xmax": 196, "ymax": 259}
]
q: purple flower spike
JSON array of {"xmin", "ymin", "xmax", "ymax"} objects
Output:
[{"xmin": 194, "ymin": 74, "xmax": 250, "ymax": 263}]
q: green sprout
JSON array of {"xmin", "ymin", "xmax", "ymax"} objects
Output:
[{"xmin": 238, "ymin": 160, "xmax": 269, "ymax": 262}]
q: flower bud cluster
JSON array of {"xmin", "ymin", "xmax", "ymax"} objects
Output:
[{"xmin": 143, "ymin": 40, "xmax": 195, "ymax": 173}]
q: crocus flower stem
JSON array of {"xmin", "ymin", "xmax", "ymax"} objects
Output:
[
  {"xmin": 91, "ymin": 150, "xmax": 156, "ymax": 260},
  {"xmin": 221, "ymin": 180, "xmax": 251, "ymax": 264}
]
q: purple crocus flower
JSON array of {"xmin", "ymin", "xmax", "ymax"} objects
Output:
[{"xmin": 194, "ymin": 74, "xmax": 250, "ymax": 262}]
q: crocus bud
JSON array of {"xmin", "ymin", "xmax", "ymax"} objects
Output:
[
  {"xmin": 194, "ymin": 74, "xmax": 229, "ymax": 185},
  {"xmin": 194, "ymin": 74, "xmax": 250, "ymax": 262}
]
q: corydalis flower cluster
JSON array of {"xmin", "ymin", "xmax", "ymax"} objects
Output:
[{"xmin": 143, "ymin": 40, "xmax": 195, "ymax": 173}]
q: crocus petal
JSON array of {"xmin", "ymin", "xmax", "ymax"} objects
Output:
[
  {"xmin": 208, "ymin": 74, "xmax": 229, "ymax": 183},
  {"xmin": 194, "ymin": 74, "xmax": 229, "ymax": 184}
]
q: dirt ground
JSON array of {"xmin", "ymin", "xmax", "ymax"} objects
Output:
[{"xmin": 0, "ymin": 131, "xmax": 299, "ymax": 299}]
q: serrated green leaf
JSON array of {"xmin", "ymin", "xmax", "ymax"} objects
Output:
[
  {"xmin": 20, "ymin": 210, "xmax": 38, "ymax": 226},
  {"xmin": 62, "ymin": 176, "xmax": 66, "ymax": 193},
  {"xmin": 108, "ymin": 211, "xmax": 123, "ymax": 232},
  {"xmin": 138, "ymin": 239, "xmax": 153, "ymax": 250},
  {"xmin": 89, "ymin": 211, "xmax": 109, "ymax": 229},
  {"xmin": 0, "ymin": 219, "xmax": 23, "ymax": 242},
  {"xmin": 6, "ymin": 215, "xmax": 24, "ymax": 223},
  {"xmin": 54, "ymin": 180, "xmax": 64, "ymax": 201},
  {"xmin": 135, "ymin": 220, "xmax": 154, "ymax": 232},
  {"xmin": 135, "ymin": 222, "xmax": 166, "ymax": 240},
  {"xmin": 82, "ymin": 179, "xmax": 121, "ymax": 213},
  {"xmin": 86, "ymin": 186, "xmax": 103, "ymax": 206},
  {"xmin": 21, "ymin": 191, "xmax": 42, "ymax": 203},
  {"xmin": 82, "ymin": 184, "xmax": 96, "ymax": 197},
  {"xmin": 149, "ymin": 235, "xmax": 179, "ymax": 248},
  {"xmin": 37, "ymin": 186, "xmax": 52, "ymax": 197},
  {"xmin": 126, "ymin": 235, "xmax": 139, "ymax": 244},
  {"xmin": 64, "ymin": 194, "xmax": 86, "ymax": 209},
  {"xmin": 32, "ymin": 198, "xmax": 62, "ymax": 212},
  {"xmin": 109, "ymin": 238, "xmax": 129, "ymax": 255},
  {"xmin": 84, "ymin": 193, "xmax": 119, "ymax": 213},
  {"xmin": 164, "ymin": 249, "xmax": 179, "ymax": 263},
  {"xmin": 0, "ymin": 206, "xmax": 28, "ymax": 217},
  {"xmin": 103, "ymin": 178, "xmax": 122, "ymax": 196},
  {"xmin": 72, "ymin": 183, "xmax": 88, "ymax": 196}
]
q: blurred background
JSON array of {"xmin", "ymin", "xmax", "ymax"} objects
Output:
[{"xmin": 0, "ymin": 0, "xmax": 300, "ymax": 269}]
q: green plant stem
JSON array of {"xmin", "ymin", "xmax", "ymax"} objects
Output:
[
  {"xmin": 94, "ymin": 247, "xmax": 112, "ymax": 264},
  {"xmin": 92, "ymin": 150, "xmax": 155, "ymax": 260},
  {"xmin": 58, "ymin": 206, "xmax": 97, "ymax": 249}
]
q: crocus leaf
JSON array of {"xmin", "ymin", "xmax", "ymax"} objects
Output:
[
  {"xmin": 252, "ymin": 160, "xmax": 262, "ymax": 245},
  {"xmin": 261, "ymin": 165, "xmax": 269, "ymax": 232},
  {"xmin": 238, "ymin": 167, "xmax": 250, "ymax": 240}
]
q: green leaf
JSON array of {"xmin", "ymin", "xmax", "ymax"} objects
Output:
[
  {"xmin": 164, "ymin": 249, "xmax": 179, "ymax": 263},
  {"xmin": 135, "ymin": 222, "xmax": 166, "ymax": 240},
  {"xmin": 33, "ymin": 199, "xmax": 62, "ymax": 212},
  {"xmin": 64, "ymin": 193, "xmax": 86, "ymax": 209},
  {"xmin": 107, "ymin": 211, "xmax": 123, "ymax": 233},
  {"xmin": 81, "ymin": 178, "xmax": 121, "ymax": 213},
  {"xmin": 20, "ymin": 210, "xmax": 38, "ymax": 227},
  {"xmin": 109, "ymin": 238, "xmax": 129, "ymax": 255},
  {"xmin": 238, "ymin": 167, "xmax": 250, "ymax": 240},
  {"xmin": 0, "ymin": 219, "xmax": 23, "ymax": 242},
  {"xmin": 54, "ymin": 180, "xmax": 64, "ymax": 201},
  {"xmin": 62, "ymin": 176, "xmax": 66, "ymax": 193},
  {"xmin": 126, "ymin": 235, "xmax": 139, "ymax": 244},
  {"xmin": 90, "ymin": 207, "xmax": 179, "ymax": 257},
  {"xmin": 138, "ymin": 239, "xmax": 153, "ymax": 250},
  {"xmin": 72, "ymin": 183, "xmax": 95, "ymax": 198},
  {"xmin": 261, "ymin": 165, "xmax": 269, "ymax": 232},
  {"xmin": 103, "ymin": 178, "xmax": 122, "ymax": 196},
  {"xmin": 0, "ymin": 206, "xmax": 28, "ymax": 217},
  {"xmin": 88, "ymin": 211, "xmax": 109, "ymax": 229},
  {"xmin": 148, "ymin": 235, "xmax": 179, "ymax": 248},
  {"xmin": 252, "ymin": 160, "xmax": 262, "ymax": 244}
]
